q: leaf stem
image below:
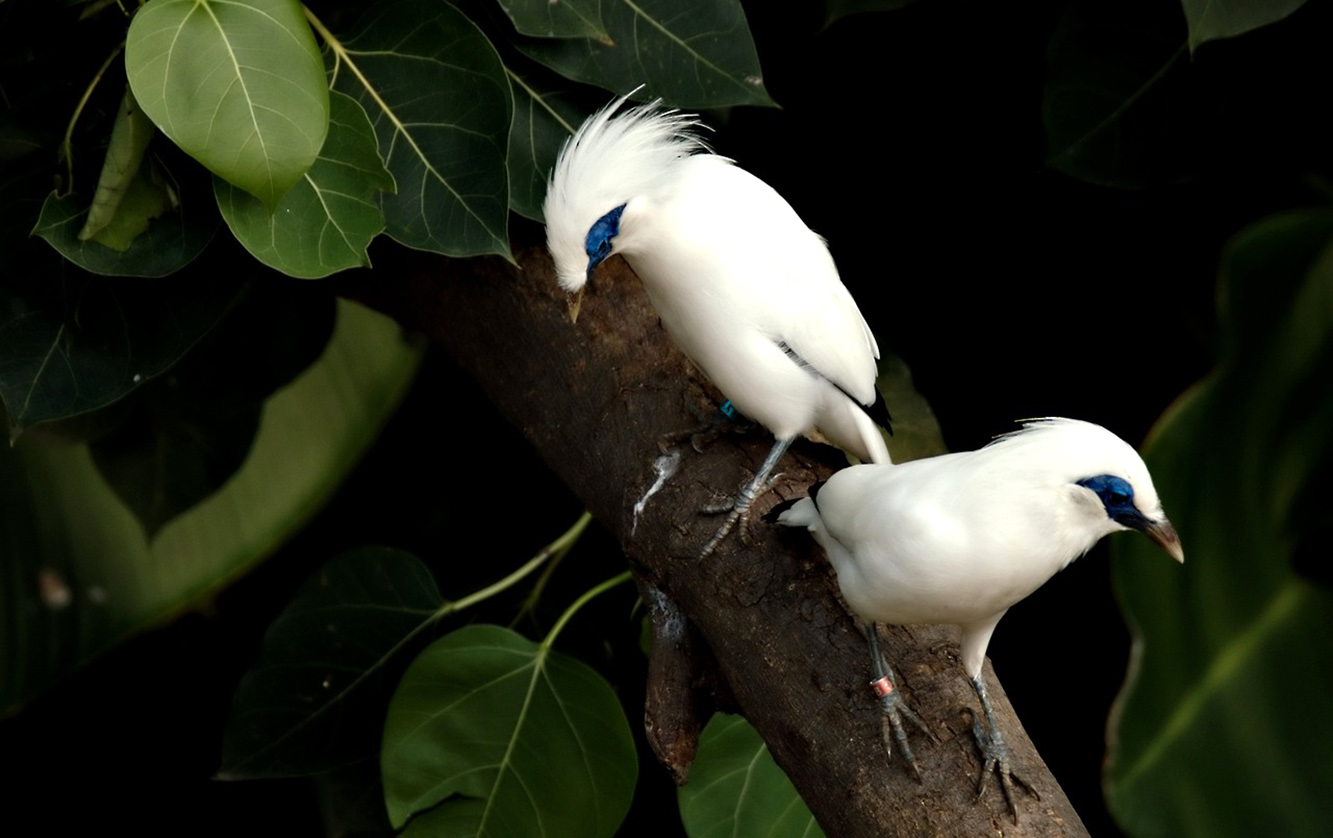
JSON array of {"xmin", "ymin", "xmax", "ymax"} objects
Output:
[
  {"xmin": 511, "ymin": 511, "xmax": 591, "ymax": 625},
  {"xmin": 302, "ymin": 4, "xmax": 340, "ymax": 60},
  {"xmin": 61, "ymin": 41, "xmax": 126, "ymax": 195},
  {"xmin": 222, "ymin": 514, "xmax": 591, "ymax": 772},
  {"xmin": 449, "ymin": 510, "xmax": 591, "ymax": 616},
  {"xmin": 542, "ymin": 570, "xmax": 633, "ymax": 651}
]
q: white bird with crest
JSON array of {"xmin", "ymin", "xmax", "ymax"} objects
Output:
[
  {"xmin": 544, "ymin": 92, "xmax": 891, "ymax": 555},
  {"xmin": 768, "ymin": 418, "xmax": 1184, "ymax": 816}
]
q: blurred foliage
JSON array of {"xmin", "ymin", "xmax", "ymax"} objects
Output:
[
  {"xmin": 1107, "ymin": 210, "xmax": 1333, "ymax": 837},
  {"xmin": 0, "ymin": 299, "xmax": 421, "ymax": 711}
]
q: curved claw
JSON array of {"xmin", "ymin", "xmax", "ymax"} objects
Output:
[
  {"xmin": 696, "ymin": 437, "xmax": 790, "ymax": 558},
  {"xmin": 698, "ymin": 506, "xmax": 742, "ymax": 558},
  {"xmin": 964, "ymin": 684, "xmax": 1040, "ymax": 822},
  {"xmin": 875, "ymin": 681, "xmax": 936, "ymax": 783},
  {"xmin": 865, "ymin": 626, "xmax": 937, "ymax": 783}
]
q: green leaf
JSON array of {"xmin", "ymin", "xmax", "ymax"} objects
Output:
[
  {"xmin": 220, "ymin": 547, "xmax": 443, "ymax": 778},
  {"xmin": 125, "ymin": 0, "xmax": 330, "ymax": 208},
  {"xmin": 497, "ymin": 0, "xmax": 610, "ymax": 43},
  {"xmin": 0, "ymin": 299, "xmax": 422, "ymax": 710},
  {"xmin": 0, "ymin": 271, "xmax": 239, "ymax": 433},
  {"xmin": 82, "ymin": 165, "xmax": 175, "ymax": 253},
  {"xmin": 1043, "ymin": 3, "xmax": 1198, "ymax": 188},
  {"xmin": 679, "ymin": 714, "xmax": 825, "ymax": 838},
  {"xmin": 508, "ymin": 79, "xmax": 583, "ymax": 222},
  {"xmin": 517, "ymin": 0, "xmax": 775, "ymax": 109},
  {"xmin": 78, "ymin": 86, "xmax": 159, "ymax": 248},
  {"xmin": 216, "ymin": 91, "xmax": 394, "ymax": 278},
  {"xmin": 1181, "ymin": 0, "xmax": 1307, "ymax": 52},
  {"xmin": 381, "ymin": 624, "xmax": 637, "ymax": 835},
  {"xmin": 88, "ymin": 285, "xmax": 336, "ymax": 537},
  {"xmin": 323, "ymin": 0, "xmax": 513, "ymax": 259},
  {"xmin": 32, "ymin": 185, "xmax": 216, "ymax": 276},
  {"xmin": 1105, "ymin": 210, "xmax": 1333, "ymax": 837}
]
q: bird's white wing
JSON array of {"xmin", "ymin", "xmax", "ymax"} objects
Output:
[
  {"xmin": 689, "ymin": 162, "xmax": 881, "ymax": 406},
  {"xmin": 773, "ymin": 260, "xmax": 881, "ymax": 407}
]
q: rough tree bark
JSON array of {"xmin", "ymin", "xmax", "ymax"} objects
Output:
[{"xmin": 350, "ymin": 237, "xmax": 1091, "ymax": 838}]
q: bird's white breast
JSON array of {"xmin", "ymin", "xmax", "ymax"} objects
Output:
[{"xmin": 814, "ymin": 459, "xmax": 1109, "ymax": 628}]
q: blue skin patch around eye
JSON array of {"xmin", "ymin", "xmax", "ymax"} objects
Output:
[
  {"xmin": 1077, "ymin": 474, "xmax": 1152, "ymax": 531},
  {"xmin": 585, "ymin": 204, "xmax": 627, "ymax": 275}
]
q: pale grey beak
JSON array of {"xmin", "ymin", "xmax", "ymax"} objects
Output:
[
  {"xmin": 1147, "ymin": 518, "xmax": 1185, "ymax": 563},
  {"xmin": 568, "ymin": 286, "xmax": 586, "ymax": 324}
]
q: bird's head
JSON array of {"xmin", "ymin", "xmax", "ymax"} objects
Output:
[
  {"xmin": 1075, "ymin": 472, "xmax": 1183, "ymax": 562},
  {"xmin": 998, "ymin": 418, "xmax": 1185, "ymax": 563},
  {"xmin": 542, "ymin": 92, "xmax": 711, "ymax": 318}
]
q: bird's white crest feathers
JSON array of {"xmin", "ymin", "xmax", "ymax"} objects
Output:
[
  {"xmin": 982, "ymin": 417, "xmax": 1163, "ymax": 512},
  {"xmin": 544, "ymin": 94, "xmax": 721, "ymax": 293}
]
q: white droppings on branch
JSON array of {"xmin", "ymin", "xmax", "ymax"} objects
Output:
[{"xmin": 632, "ymin": 449, "xmax": 680, "ymax": 536}]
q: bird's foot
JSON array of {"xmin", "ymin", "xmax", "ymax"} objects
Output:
[
  {"xmin": 697, "ymin": 472, "xmax": 784, "ymax": 557},
  {"xmin": 698, "ymin": 506, "xmax": 743, "ymax": 558},
  {"xmin": 964, "ymin": 707, "xmax": 1039, "ymax": 822},
  {"xmin": 871, "ymin": 675, "xmax": 937, "ymax": 783},
  {"xmin": 699, "ymin": 495, "xmax": 736, "ymax": 515}
]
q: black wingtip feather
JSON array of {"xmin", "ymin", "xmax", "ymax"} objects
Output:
[
  {"xmin": 807, "ymin": 480, "xmax": 827, "ymax": 506},
  {"xmin": 865, "ymin": 388, "xmax": 893, "ymax": 436},
  {"xmin": 762, "ymin": 498, "xmax": 800, "ymax": 523}
]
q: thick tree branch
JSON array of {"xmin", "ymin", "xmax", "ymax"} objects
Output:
[{"xmin": 351, "ymin": 240, "xmax": 1090, "ymax": 837}]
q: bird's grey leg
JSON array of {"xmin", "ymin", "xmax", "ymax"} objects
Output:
[
  {"xmin": 697, "ymin": 436, "xmax": 790, "ymax": 557},
  {"xmin": 865, "ymin": 624, "xmax": 935, "ymax": 782},
  {"xmin": 967, "ymin": 673, "xmax": 1038, "ymax": 821}
]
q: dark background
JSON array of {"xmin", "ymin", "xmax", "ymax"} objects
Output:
[{"xmin": 5, "ymin": 0, "xmax": 1329, "ymax": 834}]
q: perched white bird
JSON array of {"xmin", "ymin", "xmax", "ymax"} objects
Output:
[
  {"xmin": 767, "ymin": 418, "xmax": 1184, "ymax": 814},
  {"xmin": 544, "ymin": 93, "xmax": 891, "ymax": 556}
]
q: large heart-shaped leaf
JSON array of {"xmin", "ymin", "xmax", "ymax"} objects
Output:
[
  {"xmin": 497, "ymin": 0, "xmax": 609, "ymax": 43},
  {"xmin": 0, "ymin": 299, "xmax": 422, "ymax": 710},
  {"xmin": 324, "ymin": 0, "xmax": 513, "ymax": 259},
  {"xmin": 1043, "ymin": 3, "xmax": 1198, "ymax": 188},
  {"xmin": 1105, "ymin": 210, "xmax": 1333, "ymax": 836},
  {"xmin": 381, "ymin": 624, "xmax": 637, "ymax": 835},
  {"xmin": 32, "ymin": 185, "xmax": 216, "ymax": 277},
  {"xmin": 216, "ymin": 90, "xmax": 394, "ymax": 278},
  {"xmin": 518, "ymin": 0, "xmax": 775, "ymax": 109},
  {"xmin": 0, "ymin": 270, "xmax": 239, "ymax": 434},
  {"xmin": 220, "ymin": 547, "xmax": 444, "ymax": 779},
  {"xmin": 509, "ymin": 80, "xmax": 584, "ymax": 222},
  {"xmin": 126, "ymin": 0, "xmax": 329, "ymax": 208},
  {"xmin": 678, "ymin": 713, "xmax": 825, "ymax": 838}
]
